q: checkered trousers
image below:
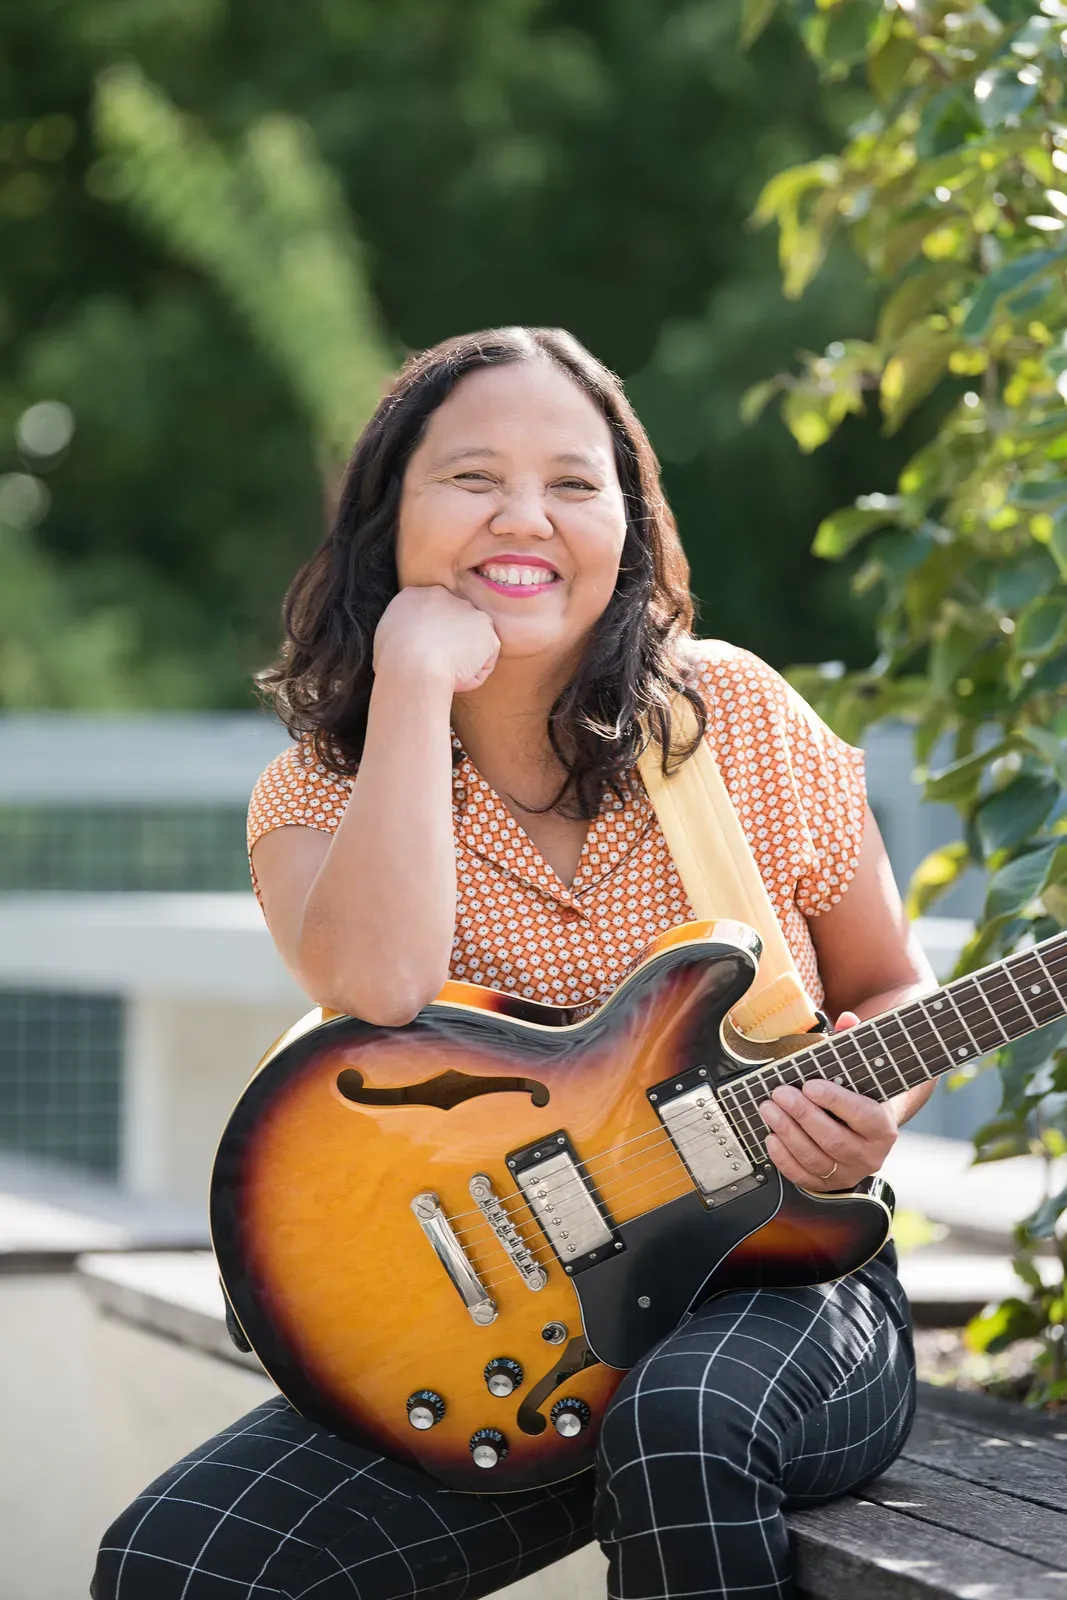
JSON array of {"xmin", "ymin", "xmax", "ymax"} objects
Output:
[{"xmin": 92, "ymin": 1256, "xmax": 914, "ymax": 1600}]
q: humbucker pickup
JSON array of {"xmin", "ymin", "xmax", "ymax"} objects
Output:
[
  {"xmin": 649, "ymin": 1069, "xmax": 755, "ymax": 1200},
  {"xmin": 507, "ymin": 1131, "xmax": 624, "ymax": 1275}
]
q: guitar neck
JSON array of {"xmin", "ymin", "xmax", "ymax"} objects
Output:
[{"xmin": 717, "ymin": 930, "xmax": 1067, "ymax": 1156}]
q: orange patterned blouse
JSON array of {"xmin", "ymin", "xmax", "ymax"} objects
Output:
[{"xmin": 247, "ymin": 641, "xmax": 866, "ymax": 1012}]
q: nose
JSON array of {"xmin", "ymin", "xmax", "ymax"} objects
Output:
[{"xmin": 488, "ymin": 479, "xmax": 554, "ymax": 540}]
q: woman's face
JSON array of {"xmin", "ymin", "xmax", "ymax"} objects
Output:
[{"xmin": 396, "ymin": 359, "xmax": 629, "ymax": 667}]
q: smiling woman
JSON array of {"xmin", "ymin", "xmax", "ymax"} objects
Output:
[{"xmin": 93, "ymin": 328, "xmax": 931, "ymax": 1600}]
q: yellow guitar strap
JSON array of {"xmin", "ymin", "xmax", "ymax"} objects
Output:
[{"xmin": 636, "ymin": 693, "xmax": 821, "ymax": 1043}]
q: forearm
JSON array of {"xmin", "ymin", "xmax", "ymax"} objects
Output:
[{"xmin": 299, "ymin": 662, "xmax": 457, "ymax": 1023}]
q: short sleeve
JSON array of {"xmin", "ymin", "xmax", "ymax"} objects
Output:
[
  {"xmin": 246, "ymin": 740, "xmax": 355, "ymax": 906},
  {"xmin": 689, "ymin": 641, "xmax": 867, "ymax": 921}
]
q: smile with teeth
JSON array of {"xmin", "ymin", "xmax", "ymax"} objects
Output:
[{"xmin": 475, "ymin": 563, "xmax": 559, "ymax": 588}]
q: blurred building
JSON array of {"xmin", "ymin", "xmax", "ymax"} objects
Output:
[{"xmin": 0, "ymin": 714, "xmax": 989, "ymax": 1209}]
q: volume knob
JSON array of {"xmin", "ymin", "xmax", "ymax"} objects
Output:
[
  {"xmin": 406, "ymin": 1390, "xmax": 445, "ymax": 1430},
  {"xmin": 470, "ymin": 1427, "xmax": 508, "ymax": 1468},
  {"xmin": 484, "ymin": 1357, "xmax": 524, "ymax": 1397},
  {"xmin": 551, "ymin": 1397, "xmax": 591, "ymax": 1437}
]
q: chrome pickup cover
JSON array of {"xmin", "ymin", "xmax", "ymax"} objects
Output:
[
  {"xmin": 469, "ymin": 1172, "xmax": 547, "ymax": 1291},
  {"xmin": 516, "ymin": 1150, "xmax": 614, "ymax": 1267},
  {"xmin": 656, "ymin": 1085, "xmax": 754, "ymax": 1197}
]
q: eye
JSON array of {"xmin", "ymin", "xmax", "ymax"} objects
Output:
[
  {"xmin": 554, "ymin": 477, "xmax": 598, "ymax": 493},
  {"xmin": 454, "ymin": 471, "xmax": 497, "ymax": 489}
]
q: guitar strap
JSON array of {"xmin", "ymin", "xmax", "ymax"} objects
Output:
[{"xmin": 636, "ymin": 692, "xmax": 821, "ymax": 1043}]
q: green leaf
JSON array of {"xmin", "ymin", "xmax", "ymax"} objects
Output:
[
  {"xmin": 998, "ymin": 1019, "xmax": 1067, "ymax": 1111},
  {"xmin": 1020, "ymin": 725, "xmax": 1067, "ymax": 786},
  {"xmin": 965, "ymin": 1295, "xmax": 1045, "ymax": 1353},
  {"xmin": 984, "ymin": 841, "xmax": 1064, "ymax": 920},
  {"xmin": 740, "ymin": 0, "xmax": 779, "ymax": 48},
  {"xmin": 1024, "ymin": 1181, "xmax": 1067, "ymax": 1240},
  {"xmin": 923, "ymin": 737, "xmax": 1016, "ymax": 803},
  {"xmin": 877, "ymin": 264, "xmax": 964, "ymax": 350},
  {"xmin": 961, "ymin": 248, "xmax": 1062, "ymax": 341},
  {"xmin": 880, "ymin": 330, "xmax": 956, "ymax": 434},
  {"xmin": 1015, "ymin": 595, "xmax": 1067, "ymax": 658},
  {"xmin": 1010, "ymin": 478, "xmax": 1067, "ymax": 508},
  {"xmin": 739, "ymin": 376, "xmax": 784, "ymax": 425},
  {"xmin": 782, "ymin": 387, "xmax": 833, "ymax": 453},
  {"xmin": 1020, "ymin": 648, "xmax": 1067, "ymax": 698},
  {"xmin": 813, "ymin": 499, "xmax": 902, "ymax": 559},
  {"xmin": 1012, "ymin": 1254, "xmax": 1046, "ymax": 1292},
  {"xmin": 991, "ymin": 552, "xmax": 1059, "ymax": 611},
  {"xmin": 976, "ymin": 772, "xmax": 1061, "ymax": 856},
  {"xmin": 975, "ymin": 70, "xmax": 1039, "ymax": 133},
  {"xmin": 906, "ymin": 840, "xmax": 972, "ymax": 917}
]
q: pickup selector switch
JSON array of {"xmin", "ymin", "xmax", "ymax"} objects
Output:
[
  {"xmin": 484, "ymin": 1357, "xmax": 523, "ymax": 1396},
  {"xmin": 551, "ymin": 1397, "xmax": 591, "ymax": 1437},
  {"xmin": 470, "ymin": 1428, "xmax": 508, "ymax": 1468},
  {"xmin": 406, "ymin": 1390, "xmax": 445, "ymax": 1430}
]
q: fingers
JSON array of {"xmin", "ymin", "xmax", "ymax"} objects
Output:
[{"xmin": 759, "ymin": 1080, "xmax": 897, "ymax": 1189}]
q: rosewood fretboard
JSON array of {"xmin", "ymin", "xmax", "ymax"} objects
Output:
[{"xmin": 717, "ymin": 932, "xmax": 1067, "ymax": 1164}]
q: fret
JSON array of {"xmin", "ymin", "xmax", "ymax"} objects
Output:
[
  {"xmin": 946, "ymin": 975, "xmax": 1008, "ymax": 1052},
  {"xmin": 1035, "ymin": 944, "xmax": 1067, "ymax": 1005},
  {"xmin": 996, "ymin": 963, "xmax": 1042, "ymax": 1030},
  {"xmin": 1009, "ymin": 952, "xmax": 1065, "ymax": 1026},
  {"xmin": 895, "ymin": 1004, "xmax": 953, "ymax": 1081},
  {"xmin": 864, "ymin": 1019, "xmax": 913, "ymax": 1094},
  {"xmin": 918, "ymin": 994, "xmax": 972, "ymax": 1070},
  {"xmin": 819, "ymin": 1032, "xmax": 868, "ymax": 1094},
  {"xmin": 971, "ymin": 968, "xmax": 1029, "ymax": 1039},
  {"xmin": 875, "ymin": 1012, "xmax": 934, "ymax": 1085},
  {"xmin": 712, "ymin": 935, "xmax": 1067, "ymax": 1152},
  {"xmin": 939, "ymin": 985, "xmax": 984, "ymax": 1061}
]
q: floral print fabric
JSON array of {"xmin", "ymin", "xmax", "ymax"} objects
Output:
[{"xmin": 246, "ymin": 642, "xmax": 866, "ymax": 1011}]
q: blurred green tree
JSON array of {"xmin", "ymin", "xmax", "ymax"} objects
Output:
[
  {"xmin": 2, "ymin": 0, "xmax": 910, "ymax": 707},
  {"xmin": 748, "ymin": 0, "xmax": 1067, "ymax": 1400}
]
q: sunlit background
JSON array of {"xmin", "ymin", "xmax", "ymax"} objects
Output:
[{"xmin": 0, "ymin": 4, "xmax": 1013, "ymax": 1597}]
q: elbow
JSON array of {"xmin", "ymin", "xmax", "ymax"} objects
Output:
[{"xmin": 319, "ymin": 987, "xmax": 440, "ymax": 1028}]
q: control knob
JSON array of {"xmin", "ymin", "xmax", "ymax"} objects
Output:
[
  {"xmin": 406, "ymin": 1390, "xmax": 445, "ymax": 1430},
  {"xmin": 484, "ymin": 1357, "xmax": 523, "ymax": 1397},
  {"xmin": 551, "ymin": 1397, "xmax": 591, "ymax": 1438},
  {"xmin": 470, "ymin": 1427, "xmax": 508, "ymax": 1468}
]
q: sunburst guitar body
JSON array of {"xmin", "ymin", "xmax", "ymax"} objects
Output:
[{"xmin": 211, "ymin": 919, "xmax": 898, "ymax": 1491}]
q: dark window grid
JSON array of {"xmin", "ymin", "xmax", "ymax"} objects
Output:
[
  {"xmin": 0, "ymin": 989, "xmax": 123, "ymax": 1176},
  {"xmin": 0, "ymin": 805, "xmax": 249, "ymax": 893}
]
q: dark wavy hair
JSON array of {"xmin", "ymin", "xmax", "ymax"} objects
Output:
[{"xmin": 256, "ymin": 326, "xmax": 705, "ymax": 818}]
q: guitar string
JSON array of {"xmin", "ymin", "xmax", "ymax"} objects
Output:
[
  {"xmin": 439, "ymin": 948, "xmax": 1067, "ymax": 1244},
  {"xmin": 442, "ymin": 954, "xmax": 1067, "ymax": 1247},
  {"xmin": 450, "ymin": 966, "xmax": 1067, "ymax": 1276}
]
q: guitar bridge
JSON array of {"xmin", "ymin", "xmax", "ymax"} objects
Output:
[
  {"xmin": 507, "ymin": 1132, "xmax": 623, "ymax": 1275},
  {"xmin": 469, "ymin": 1172, "xmax": 547, "ymax": 1291}
]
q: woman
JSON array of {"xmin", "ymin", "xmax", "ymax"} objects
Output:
[{"xmin": 93, "ymin": 327, "xmax": 934, "ymax": 1600}]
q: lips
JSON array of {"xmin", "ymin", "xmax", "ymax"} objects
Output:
[{"xmin": 473, "ymin": 559, "xmax": 560, "ymax": 589}]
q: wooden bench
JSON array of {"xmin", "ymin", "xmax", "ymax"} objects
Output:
[{"xmin": 76, "ymin": 1252, "xmax": 1067, "ymax": 1600}]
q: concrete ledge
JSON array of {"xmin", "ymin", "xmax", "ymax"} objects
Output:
[{"xmin": 0, "ymin": 1152, "xmax": 207, "ymax": 1268}]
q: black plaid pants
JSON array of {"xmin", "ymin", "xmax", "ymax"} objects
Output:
[{"xmin": 92, "ymin": 1257, "xmax": 914, "ymax": 1600}]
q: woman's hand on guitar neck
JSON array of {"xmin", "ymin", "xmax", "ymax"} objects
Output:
[{"xmin": 758, "ymin": 1012, "xmax": 898, "ymax": 1193}]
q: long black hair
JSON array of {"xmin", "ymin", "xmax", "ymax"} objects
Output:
[{"xmin": 256, "ymin": 326, "xmax": 705, "ymax": 817}]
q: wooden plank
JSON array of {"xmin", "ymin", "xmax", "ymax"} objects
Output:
[
  {"xmin": 904, "ymin": 1410, "xmax": 1067, "ymax": 1510},
  {"xmin": 917, "ymin": 1381, "xmax": 1067, "ymax": 1456},
  {"xmin": 860, "ymin": 1459, "xmax": 1067, "ymax": 1569},
  {"xmin": 789, "ymin": 1497, "xmax": 1067, "ymax": 1600}
]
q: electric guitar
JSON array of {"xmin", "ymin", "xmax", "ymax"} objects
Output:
[{"xmin": 211, "ymin": 917, "xmax": 1067, "ymax": 1492}]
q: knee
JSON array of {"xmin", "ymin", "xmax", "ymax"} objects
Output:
[
  {"xmin": 597, "ymin": 1358, "xmax": 780, "ymax": 1498},
  {"xmin": 91, "ymin": 1500, "xmax": 139, "ymax": 1600}
]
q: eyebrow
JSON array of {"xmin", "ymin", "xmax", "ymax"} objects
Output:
[{"xmin": 429, "ymin": 447, "xmax": 604, "ymax": 472}]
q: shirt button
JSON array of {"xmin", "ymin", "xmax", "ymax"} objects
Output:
[{"xmin": 558, "ymin": 906, "xmax": 581, "ymax": 923}]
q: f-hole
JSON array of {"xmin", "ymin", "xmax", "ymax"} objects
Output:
[{"xmin": 336, "ymin": 1067, "xmax": 550, "ymax": 1111}]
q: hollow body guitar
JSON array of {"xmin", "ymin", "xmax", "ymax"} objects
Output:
[{"xmin": 212, "ymin": 917, "xmax": 1067, "ymax": 1492}]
